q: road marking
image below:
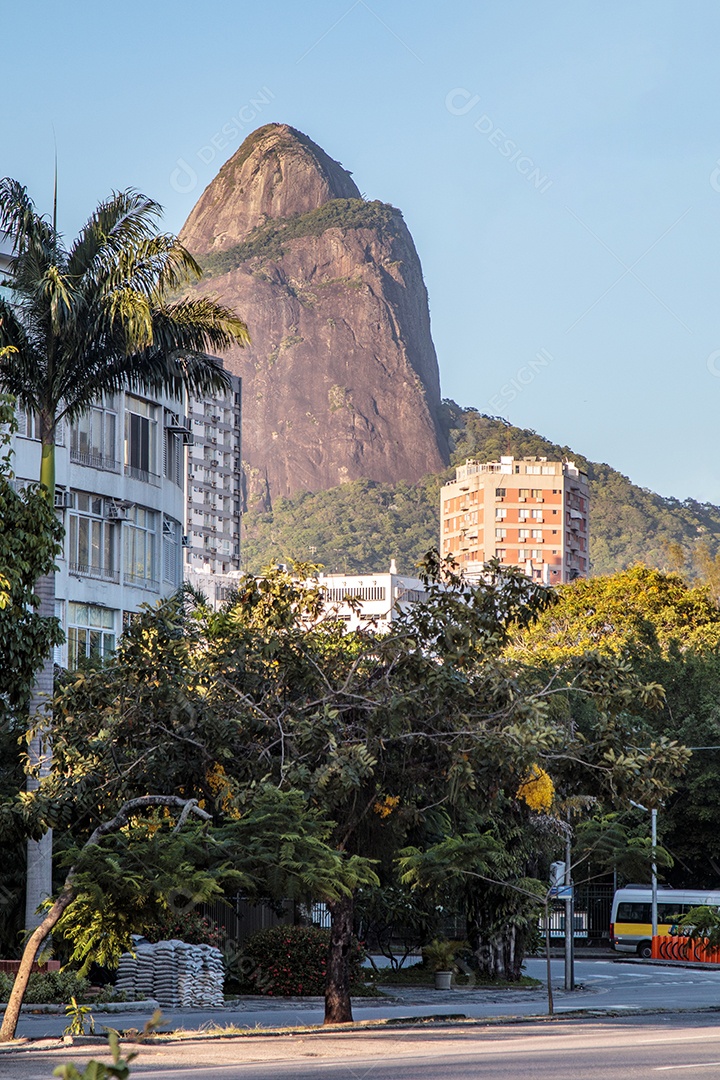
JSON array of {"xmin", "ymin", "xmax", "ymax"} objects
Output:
[{"xmin": 654, "ymin": 1063, "xmax": 720, "ymax": 1071}]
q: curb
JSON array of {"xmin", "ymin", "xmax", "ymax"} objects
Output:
[
  {"xmin": 0, "ymin": 999, "xmax": 159, "ymax": 1016},
  {"xmin": 5, "ymin": 1004, "xmax": 720, "ymax": 1053}
]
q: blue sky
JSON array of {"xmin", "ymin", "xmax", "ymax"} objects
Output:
[{"xmin": 4, "ymin": 0, "xmax": 720, "ymax": 502}]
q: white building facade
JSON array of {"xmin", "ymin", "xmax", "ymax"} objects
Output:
[{"xmin": 12, "ymin": 390, "xmax": 189, "ymax": 668}]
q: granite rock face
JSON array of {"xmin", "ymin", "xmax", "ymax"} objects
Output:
[{"xmin": 180, "ymin": 123, "xmax": 448, "ymax": 507}]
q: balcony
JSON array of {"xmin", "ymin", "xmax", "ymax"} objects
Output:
[
  {"xmin": 69, "ymin": 562, "xmax": 120, "ymax": 584},
  {"xmin": 124, "ymin": 464, "xmax": 161, "ymax": 486},
  {"xmin": 70, "ymin": 449, "xmax": 120, "ymax": 472},
  {"xmin": 123, "ymin": 571, "xmax": 160, "ymax": 590}
]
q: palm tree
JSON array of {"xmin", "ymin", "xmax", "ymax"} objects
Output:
[{"xmin": 0, "ymin": 179, "xmax": 249, "ymax": 928}]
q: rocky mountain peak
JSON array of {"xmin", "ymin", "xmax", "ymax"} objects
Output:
[
  {"xmin": 181, "ymin": 125, "xmax": 449, "ymax": 508},
  {"xmin": 180, "ymin": 123, "xmax": 361, "ymax": 255}
]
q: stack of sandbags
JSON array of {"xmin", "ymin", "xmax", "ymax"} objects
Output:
[
  {"xmin": 196, "ymin": 944, "xmax": 224, "ymax": 1007},
  {"xmin": 114, "ymin": 939, "xmax": 224, "ymax": 1007},
  {"xmin": 115, "ymin": 952, "xmax": 137, "ymax": 998},
  {"xmin": 134, "ymin": 943, "xmax": 155, "ymax": 1001},
  {"xmin": 152, "ymin": 939, "xmax": 180, "ymax": 1008}
]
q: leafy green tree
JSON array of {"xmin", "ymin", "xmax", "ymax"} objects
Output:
[
  {"xmin": 27, "ymin": 556, "xmax": 688, "ymax": 1026},
  {"xmin": 0, "ymin": 178, "xmax": 249, "ymax": 928},
  {"xmin": 510, "ymin": 565, "xmax": 720, "ymax": 884},
  {"xmin": 0, "ymin": 394, "xmax": 63, "ymax": 954}
]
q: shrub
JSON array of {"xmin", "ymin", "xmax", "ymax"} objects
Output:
[
  {"xmin": 141, "ymin": 909, "xmax": 225, "ymax": 948},
  {"xmin": 0, "ymin": 969, "xmax": 90, "ymax": 1004},
  {"xmin": 240, "ymin": 925, "xmax": 364, "ymax": 997}
]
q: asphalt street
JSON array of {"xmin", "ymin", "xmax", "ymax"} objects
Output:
[
  {"xmin": 6, "ymin": 958, "xmax": 720, "ymax": 1041},
  {"xmin": 6, "ymin": 1013, "xmax": 720, "ymax": 1079}
]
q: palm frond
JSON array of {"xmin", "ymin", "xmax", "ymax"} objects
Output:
[
  {"xmin": 0, "ymin": 179, "xmax": 46, "ymax": 254},
  {"xmin": 1, "ymin": 180, "xmax": 249, "ymax": 438},
  {"xmin": 67, "ymin": 190, "xmax": 164, "ymax": 283}
]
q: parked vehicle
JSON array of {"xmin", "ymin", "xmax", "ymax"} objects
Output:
[{"xmin": 611, "ymin": 886, "xmax": 720, "ymax": 958}]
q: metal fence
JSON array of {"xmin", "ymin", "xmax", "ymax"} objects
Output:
[
  {"xmin": 203, "ymin": 884, "xmax": 615, "ymax": 949},
  {"xmin": 540, "ymin": 884, "xmax": 614, "ymax": 942}
]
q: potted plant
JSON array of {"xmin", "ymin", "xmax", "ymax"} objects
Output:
[{"xmin": 422, "ymin": 938, "xmax": 457, "ymax": 990}]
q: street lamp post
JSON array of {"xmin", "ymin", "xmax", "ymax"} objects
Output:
[
  {"xmin": 630, "ymin": 800, "xmax": 658, "ymax": 943},
  {"xmin": 564, "ymin": 825, "xmax": 574, "ymax": 990},
  {"xmin": 651, "ymin": 807, "xmax": 658, "ymax": 939}
]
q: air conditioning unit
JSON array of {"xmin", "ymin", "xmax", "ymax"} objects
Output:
[
  {"xmin": 105, "ymin": 503, "xmax": 128, "ymax": 520},
  {"xmin": 54, "ymin": 490, "xmax": 74, "ymax": 509},
  {"xmin": 518, "ymin": 497, "xmax": 526, "ymax": 502}
]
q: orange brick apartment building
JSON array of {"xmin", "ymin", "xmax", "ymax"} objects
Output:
[{"xmin": 440, "ymin": 456, "xmax": 589, "ymax": 583}]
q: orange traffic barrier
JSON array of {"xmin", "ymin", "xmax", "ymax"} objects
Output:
[{"xmin": 651, "ymin": 935, "xmax": 720, "ymax": 963}]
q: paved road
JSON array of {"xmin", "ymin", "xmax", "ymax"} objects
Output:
[
  {"xmin": 7, "ymin": 1013, "xmax": 720, "ymax": 1079},
  {"xmin": 7, "ymin": 958, "xmax": 720, "ymax": 1041}
]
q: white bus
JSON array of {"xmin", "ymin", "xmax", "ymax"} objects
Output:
[{"xmin": 611, "ymin": 886, "xmax": 720, "ymax": 958}]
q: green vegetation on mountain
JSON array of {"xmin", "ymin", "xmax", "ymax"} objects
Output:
[
  {"xmin": 201, "ymin": 199, "xmax": 399, "ymax": 276},
  {"xmin": 241, "ymin": 404, "xmax": 720, "ymax": 577}
]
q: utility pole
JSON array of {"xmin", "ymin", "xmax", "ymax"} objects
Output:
[
  {"xmin": 564, "ymin": 823, "xmax": 575, "ymax": 990},
  {"xmin": 651, "ymin": 807, "xmax": 658, "ymax": 940}
]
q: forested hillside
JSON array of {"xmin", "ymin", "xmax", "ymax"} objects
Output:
[{"xmin": 241, "ymin": 404, "xmax": 720, "ymax": 576}]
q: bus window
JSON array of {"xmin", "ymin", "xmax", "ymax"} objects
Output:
[{"xmin": 617, "ymin": 902, "xmax": 651, "ymax": 922}]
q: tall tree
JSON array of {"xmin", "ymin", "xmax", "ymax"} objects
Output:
[
  {"xmin": 510, "ymin": 565, "xmax": 720, "ymax": 883},
  {"xmin": 0, "ymin": 393, "xmax": 63, "ymax": 953},
  {"xmin": 0, "ymin": 179, "xmax": 249, "ymax": 929}
]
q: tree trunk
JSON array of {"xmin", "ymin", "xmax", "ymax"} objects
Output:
[
  {"xmin": 24, "ymin": 571, "xmax": 56, "ymax": 933},
  {"xmin": 324, "ymin": 892, "xmax": 354, "ymax": 1024},
  {"xmin": 25, "ymin": 435, "xmax": 58, "ymax": 933},
  {"xmin": 3, "ymin": 795, "xmax": 210, "ymax": 1042},
  {"xmin": 1, "ymin": 881, "xmax": 74, "ymax": 1042}
]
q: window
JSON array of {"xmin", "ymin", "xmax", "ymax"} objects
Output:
[
  {"xmin": 16, "ymin": 406, "xmax": 41, "ymax": 440},
  {"xmin": 124, "ymin": 506, "xmax": 157, "ymax": 588},
  {"xmin": 531, "ymin": 489, "xmax": 543, "ymax": 499},
  {"xmin": 124, "ymin": 397, "xmax": 158, "ymax": 484},
  {"xmin": 518, "ymin": 548, "xmax": 529, "ymax": 561},
  {"xmin": 519, "ymin": 528, "xmax": 530, "ymax": 540},
  {"xmin": 68, "ymin": 495, "xmax": 117, "ymax": 581},
  {"xmin": 495, "ymin": 488, "xmax": 506, "ymax": 498},
  {"xmin": 495, "ymin": 508, "xmax": 507, "ymax": 520},
  {"xmin": 531, "ymin": 529, "xmax": 543, "ymax": 541},
  {"xmin": 495, "ymin": 527, "xmax": 507, "ymax": 539},
  {"xmin": 67, "ymin": 603, "xmax": 115, "ymax": 668},
  {"xmin": 71, "ymin": 404, "xmax": 117, "ymax": 470},
  {"xmin": 162, "ymin": 517, "xmax": 182, "ymax": 586},
  {"xmin": 531, "ymin": 549, "xmax": 542, "ymax": 561},
  {"xmin": 164, "ymin": 423, "xmax": 183, "ymax": 488},
  {"xmin": 323, "ymin": 585, "xmax": 387, "ymax": 602},
  {"xmin": 495, "ymin": 548, "xmax": 506, "ymax": 559},
  {"xmin": 531, "ymin": 509, "xmax": 543, "ymax": 521},
  {"xmin": 519, "ymin": 489, "xmax": 529, "ymax": 499},
  {"xmin": 519, "ymin": 509, "xmax": 529, "ymax": 520}
]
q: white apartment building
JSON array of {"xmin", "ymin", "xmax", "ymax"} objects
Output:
[
  {"xmin": 315, "ymin": 561, "xmax": 428, "ymax": 631},
  {"xmin": 12, "ymin": 391, "xmax": 189, "ymax": 667},
  {"xmin": 185, "ymin": 376, "xmax": 242, "ymax": 575},
  {"xmin": 184, "ymin": 561, "xmax": 430, "ymax": 630}
]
